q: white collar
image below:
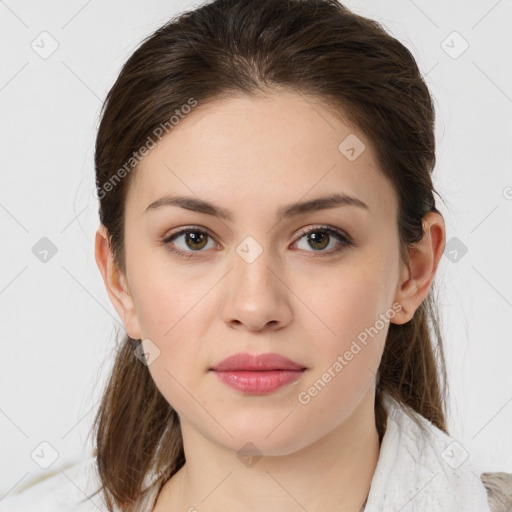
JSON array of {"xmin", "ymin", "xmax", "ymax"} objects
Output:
[{"xmin": 364, "ymin": 391, "xmax": 491, "ymax": 511}]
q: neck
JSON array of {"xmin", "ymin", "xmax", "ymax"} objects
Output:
[{"xmin": 155, "ymin": 387, "xmax": 381, "ymax": 512}]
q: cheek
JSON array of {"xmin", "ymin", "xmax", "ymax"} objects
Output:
[
  {"xmin": 296, "ymin": 277, "xmax": 389, "ymax": 423},
  {"xmin": 134, "ymin": 276, "xmax": 203, "ymax": 410},
  {"xmin": 294, "ymin": 257, "xmax": 395, "ymax": 397},
  {"xmin": 128, "ymin": 252, "xmax": 195, "ymax": 340},
  {"xmin": 300, "ymin": 261, "xmax": 394, "ymax": 343},
  {"xmin": 126, "ymin": 261, "xmax": 211, "ymax": 398}
]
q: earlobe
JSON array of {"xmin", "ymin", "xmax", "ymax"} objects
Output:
[
  {"xmin": 391, "ymin": 212, "xmax": 446, "ymax": 325},
  {"xmin": 94, "ymin": 224, "xmax": 142, "ymax": 340}
]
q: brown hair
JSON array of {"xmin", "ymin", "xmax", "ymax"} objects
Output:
[{"xmin": 88, "ymin": 0, "xmax": 448, "ymax": 509}]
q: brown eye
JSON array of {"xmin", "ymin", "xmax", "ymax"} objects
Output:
[
  {"xmin": 181, "ymin": 231, "xmax": 208, "ymax": 250},
  {"xmin": 163, "ymin": 228, "xmax": 216, "ymax": 259},
  {"xmin": 306, "ymin": 231, "xmax": 330, "ymax": 250},
  {"xmin": 293, "ymin": 226, "xmax": 353, "ymax": 255}
]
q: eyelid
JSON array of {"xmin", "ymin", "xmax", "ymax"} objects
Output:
[
  {"xmin": 163, "ymin": 224, "xmax": 351, "ymax": 242},
  {"xmin": 163, "ymin": 224, "xmax": 217, "ymax": 241},
  {"xmin": 293, "ymin": 224, "xmax": 352, "ymax": 243}
]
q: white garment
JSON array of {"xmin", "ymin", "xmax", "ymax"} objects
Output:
[
  {"xmin": 0, "ymin": 391, "xmax": 492, "ymax": 511},
  {"xmin": 365, "ymin": 391, "xmax": 491, "ymax": 511}
]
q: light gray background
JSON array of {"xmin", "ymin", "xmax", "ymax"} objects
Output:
[{"xmin": 1, "ymin": 0, "xmax": 511, "ymax": 498}]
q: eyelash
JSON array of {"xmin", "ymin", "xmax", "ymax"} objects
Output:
[{"xmin": 162, "ymin": 225, "xmax": 354, "ymax": 260}]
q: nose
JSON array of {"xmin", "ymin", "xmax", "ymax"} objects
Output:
[{"xmin": 220, "ymin": 243, "xmax": 293, "ymax": 332}]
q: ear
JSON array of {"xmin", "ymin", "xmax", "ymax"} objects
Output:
[
  {"xmin": 94, "ymin": 223, "xmax": 142, "ymax": 340},
  {"xmin": 391, "ymin": 211, "xmax": 446, "ymax": 325}
]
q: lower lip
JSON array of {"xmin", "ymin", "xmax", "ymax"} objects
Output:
[{"xmin": 212, "ymin": 370, "xmax": 306, "ymax": 394}]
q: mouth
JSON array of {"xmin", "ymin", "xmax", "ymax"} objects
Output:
[{"xmin": 209, "ymin": 352, "xmax": 307, "ymax": 395}]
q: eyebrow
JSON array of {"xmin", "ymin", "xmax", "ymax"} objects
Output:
[{"xmin": 144, "ymin": 192, "xmax": 369, "ymax": 221}]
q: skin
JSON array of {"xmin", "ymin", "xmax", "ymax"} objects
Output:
[{"xmin": 95, "ymin": 89, "xmax": 445, "ymax": 512}]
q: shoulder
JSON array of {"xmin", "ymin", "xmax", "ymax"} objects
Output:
[
  {"xmin": 378, "ymin": 391, "xmax": 509, "ymax": 511},
  {"xmin": 0, "ymin": 455, "xmax": 106, "ymax": 512},
  {"xmin": 480, "ymin": 472, "xmax": 512, "ymax": 512}
]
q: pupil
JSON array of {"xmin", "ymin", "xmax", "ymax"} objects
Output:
[
  {"xmin": 309, "ymin": 232, "xmax": 328, "ymax": 250},
  {"xmin": 187, "ymin": 232, "xmax": 207, "ymax": 250}
]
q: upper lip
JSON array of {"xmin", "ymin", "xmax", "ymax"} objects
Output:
[{"xmin": 210, "ymin": 352, "xmax": 306, "ymax": 371}]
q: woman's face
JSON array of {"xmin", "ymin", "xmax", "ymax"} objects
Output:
[{"xmin": 113, "ymin": 90, "xmax": 408, "ymax": 455}]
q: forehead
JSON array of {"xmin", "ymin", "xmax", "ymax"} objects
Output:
[{"xmin": 127, "ymin": 90, "xmax": 397, "ymax": 222}]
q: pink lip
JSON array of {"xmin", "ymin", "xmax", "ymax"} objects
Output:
[
  {"xmin": 210, "ymin": 352, "xmax": 306, "ymax": 372},
  {"xmin": 212, "ymin": 370, "xmax": 305, "ymax": 394},
  {"xmin": 209, "ymin": 352, "xmax": 307, "ymax": 395}
]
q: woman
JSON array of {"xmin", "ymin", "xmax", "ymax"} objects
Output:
[{"xmin": 1, "ymin": 0, "xmax": 510, "ymax": 510}]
